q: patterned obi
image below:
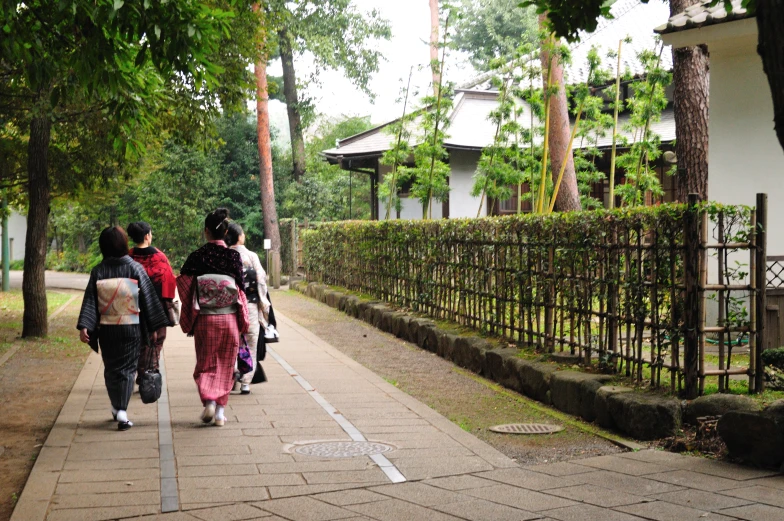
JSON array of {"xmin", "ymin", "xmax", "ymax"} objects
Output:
[
  {"xmin": 196, "ymin": 274, "xmax": 239, "ymax": 315},
  {"xmin": 96, "ymin": 278, "xmax": 140, "ymax": 325}
]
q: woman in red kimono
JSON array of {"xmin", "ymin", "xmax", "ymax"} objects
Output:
[
  {"xmin": 177, "ymin": 209, "xmax": 249, "ymax": 426},
  {"xmin": 128, "ymin": 221, "xmax": 176, "ymax": 381}
]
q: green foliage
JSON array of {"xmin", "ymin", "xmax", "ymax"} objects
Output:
[
  {"xmin": 379, "ymin": 71, "xmax": 415, "ymax": 219},
  {"xmin": 614, "ymin": 45, "xmax": 672, "ymax": 207},
  {"xmin": 303, "ymin": 201, "xmax": 753, "ymax": 392},
  {"xmin": 571, "ymin": 47, "xmax": 612, "ymax": 210},
  {"xmin": 470, "ymin": 49, "xmax": 534, "ymax": 215},
  {"xmin": 280, "ymin": 116, "xmax": 375, "ymax": 221},
  {"xmin": 452, "ymin": 0, "xmax": 539, "ymax": 71},
  {"xmin": 762, "ymin": 348, "xmax": 784, "ymax": 370},
  {"xmin": 47, "ymin": 111, "xmax": 284, "ymax": 271},
  {"xmin": 521, "ymin": 0, "xmax": 627, "ymax": 42},
  {"xmin": 279, "ymin": 218, "xmax": 298, "ymax": 276},
  {"xmin": 399, "ymin": 8, "xmax": 457, "ymax": 219}
]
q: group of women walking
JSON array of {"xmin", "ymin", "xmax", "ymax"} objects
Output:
[{"xmin": 77, "ymin": 208, "xmax": 278, "ymax": 430}]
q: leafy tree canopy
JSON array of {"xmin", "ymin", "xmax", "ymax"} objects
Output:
[{"xmin": 453, "ymin": 0, "xmax": 539, "ymax": 70}]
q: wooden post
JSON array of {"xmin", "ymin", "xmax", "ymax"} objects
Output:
[
  {"xmin": 755, "ymin": 193, "xmax": 768, "ymax": 393},
  {"xmin": 683, "ymin": 193, "xmax": 701, "ymax": 399}
]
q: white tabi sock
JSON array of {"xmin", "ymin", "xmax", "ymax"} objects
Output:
[
  {"xmin": 215, "ymin": 406, "xmax": 225, "ymax": 421},
  {"xmin": 116, "ymin": 410, "xmax": 128, "ymax": 423}
]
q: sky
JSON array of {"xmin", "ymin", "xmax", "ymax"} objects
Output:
[{"xmin": 264, "ymin": 0, "xmax": 478, "ymax": 144}]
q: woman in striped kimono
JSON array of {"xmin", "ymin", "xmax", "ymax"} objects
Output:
[
  {"xmin": 177, "ymin": 208, "xmax": 249, "ymax": 426},
  {"xmin": 77, "ymin": 226, "xmax": 169, "ymax": 431}
]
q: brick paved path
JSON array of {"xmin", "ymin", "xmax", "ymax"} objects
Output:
[{"xmin": 12, "ymin": 308, "xmax": 784, "ymax": 521}]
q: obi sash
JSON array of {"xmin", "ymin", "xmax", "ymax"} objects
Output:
[
  {"xmin": 96, "ymin": 278, "xmax": 140, "ymax": 325},
  {"xmin": 196, "ymin": 274, "xmax": 239, "ymax": 315}
]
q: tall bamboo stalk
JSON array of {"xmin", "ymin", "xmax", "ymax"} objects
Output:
[
  {"xmin": 424, "ymin": 13, "xmax": 450, "ymax": 220},
  {"xmin": 385, "ymin": 66, "xmax": 414, "ymax": 220},
  {"xmin": 608, "ymin": 39, "xmax": 623, "ymax": 209},
  {"xmin": 536, "ymin": 38, "xmax": 555, "ymax": 214}
]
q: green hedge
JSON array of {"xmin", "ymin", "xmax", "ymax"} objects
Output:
[
  {"xmin": 279, "ymin": 218, "xmax": 298, "ymax": 277},
  {"xmin": 302, "ymin": 203, "xmax": 754, "ymax": 392}
]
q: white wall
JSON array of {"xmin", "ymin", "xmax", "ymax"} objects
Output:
[
  {"xmin": 378, "ymin": 163, "xmax": 443, "ymax": 220},
  {"xmin": 3, "ymin": 210, "xmax": 27, "ymax": 261},
  {"xmin": 708, "ymin": 37, "xmax": 784, "ymax": 256},
  {"xmin": 448, "ymin": 149, "xmax": 487, "ymax": 218}
]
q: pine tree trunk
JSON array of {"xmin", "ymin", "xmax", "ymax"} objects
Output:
[
  {"xmin": 539, "ymin": 19, "xmax": 581, "ymax": 212},
  {"xmin": 671, "ymin": 0, "xmax": 710, "ymax": 202},
  {"xmin": 22, "ymin": 116, "xmax": 50, "ymax": 338},
  {"xmin": 429, "ymin": 0, "xmax": 440, "ymax": 95},
  {"xmin": 278, "ymin": 26, "xmax": 307, "ymax": 182},
  {"xmin": 255, "ymin": 55, "xmax": 282, "ymax": 274},
  {"xmin": 757, "ymin": 0, "xmax": 784, "ymax": 152}
]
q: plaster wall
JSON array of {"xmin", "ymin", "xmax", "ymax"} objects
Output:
[
  {"xmin": 448, "ymin": 149, "xmax": 487, "ymax": 218},
  {"xmin": 708, "ymin": 38, "xmax": 784, "ymax": 255}
]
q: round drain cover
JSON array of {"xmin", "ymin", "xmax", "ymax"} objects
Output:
[
  {"xmin": 293, "ymin": 441, "xmax": 395, "ymax": 458},
  {"xmin": 489, "ymin": 423, "xmax": 564, "ymax": 435}
]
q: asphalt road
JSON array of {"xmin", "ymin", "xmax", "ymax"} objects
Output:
[{"xmin": 6, "ymin": 270, "xmax": 89, "ymax": 291}]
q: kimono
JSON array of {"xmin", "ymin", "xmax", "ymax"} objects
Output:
[
  {"xmin": 130, "ymin": 246, "xmax": 176, "ymax": 376},
  {"xmin": 178, "ymin": 241, "xmax": 249, "ymax": 407},
  {"xmin": 230, "ymin": 245, "xmax": 270, "ymax": 385},
  {"xmin": 77, "ymin": 256, "xmax": 169, "ymax": 412}
]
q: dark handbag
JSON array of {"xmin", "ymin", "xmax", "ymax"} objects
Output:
[
  {"xmin": 251, "ymin": 335, "xmax": 267, "ymax": 384},
  {"xmin": 237, "ymin": 335, "xmax": 253, "ymax": 375},
  {"xmin": 139, "ymin": 338, "xmax": 162, "ymax": 404},
  {"xmin": 88, "ymin": 327, "xmax": 100, "ymax": 353}
]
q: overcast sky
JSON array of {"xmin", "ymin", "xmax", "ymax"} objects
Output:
[{"xmin": 264, "ymin": 0, "xmax": 478, "ymax": 142}]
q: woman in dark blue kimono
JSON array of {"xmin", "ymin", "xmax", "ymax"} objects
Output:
[{"xmin": 77, "ymin": 226, "xmax": 169, "ymax": 430}]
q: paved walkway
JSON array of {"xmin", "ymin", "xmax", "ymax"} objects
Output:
[{"xmin": 11, "ymin": 305, "xmax": 784, "ymax": 521}]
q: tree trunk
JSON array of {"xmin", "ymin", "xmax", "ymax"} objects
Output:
[
  {"xmin": 278, "ymin": 26, "xmax": 307, "ymax": 182},
  {"xmin": 255, "ymin": 54, "xmax": 282, "ymax": 281},
  {"xmin": 671, "ymin": 0, "xmax": 710, "ymax": 202},
  {"xmin": 539, "ymin": 18, "xmax": 581, "ymax": 212},
  {"xmin": 429, "ymin": 0, "xmax": 440, "ymax": 96},
  {"xmin": 22, "ymin": 116, "xmax": 50, "ymax": 338},
  {"xmin": 756, "ymin": 0, "xmax": 784, "ymax": 152}
]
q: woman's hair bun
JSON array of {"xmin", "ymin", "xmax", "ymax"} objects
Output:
[
  {"xmin": 205, "ymin": 208, "xmax": 231, "ymax": 238},
  {"xmin": 225, "ymin": 222, "xmax": 244, "ymax": 247}
]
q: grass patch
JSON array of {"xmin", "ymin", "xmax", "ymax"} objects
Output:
[{"xmin": 0, "ymin": 291, "xmax": 81, "ymax": 358}]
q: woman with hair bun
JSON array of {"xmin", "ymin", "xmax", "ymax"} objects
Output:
[
  {"xmin": 127, "ymin": 221, "xmax": 176, "ymax": 382},
  {"xmin": 225, "ymin": 222, "xmax": 270, "ymax": 394},
  {"xmin": 177, "ymin": 209, "xmax": 249, "ymax": 426},
  {"xmin": 77, "ymin": 226, "xmax": 169, "ymax": 431}
]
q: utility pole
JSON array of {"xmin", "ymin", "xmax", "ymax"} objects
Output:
[{"xmin": 2, "ymin": 195, "xmax": 10, "ymax": 292}]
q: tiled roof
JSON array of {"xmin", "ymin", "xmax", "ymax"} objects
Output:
[
  {"xmin": 322, "ymin": 88, "xmax": 675, "ymax": 158},
  {"xmin": 654, "ymin": 0, "xmax": 751, "ymax": 34},
  {"xmin": 323, "ymin": 91, "xmax": 504, "ymax": 158}
]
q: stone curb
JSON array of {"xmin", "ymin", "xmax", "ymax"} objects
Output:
[{"xmin": 294, "ymin": 281, "xmax": 684, "ymax": 442}]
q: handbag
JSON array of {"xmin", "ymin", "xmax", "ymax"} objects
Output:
[
  {"xmin": 237, "ymin": 335, "xmax": 253, "ymax": 375},
  {"xmin": 139, "ymin": 342, "xmax": 162, "ymax": 404},
  {"xmin": 251, "ymin": 335, "xmax": 267, "ymax": 384},
  {"xmin": 166, "ymin": 291, "xmax": 181, "ymax": 326}
]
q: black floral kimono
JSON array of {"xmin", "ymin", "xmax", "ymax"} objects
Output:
[{"xmin": 77, "ymin": 256, "xmax": 169, "ymax": 412}]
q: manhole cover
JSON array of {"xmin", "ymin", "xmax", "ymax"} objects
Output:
[
  {"xmin": 293, "ymin": 441, "xmax": 395, "ymax": 458},
  {"xmin": 489, "ymin": 423, "xmax": 564, "ymax": 435}
]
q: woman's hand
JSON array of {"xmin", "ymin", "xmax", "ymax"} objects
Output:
[{"xmin": 79, "ymin": 328, "xmax": 90, "ymax": 344}]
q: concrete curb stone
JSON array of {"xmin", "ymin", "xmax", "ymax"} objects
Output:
[{"xmin": 298, "ymin": 283, "xmax": 686, "ymax": 442}]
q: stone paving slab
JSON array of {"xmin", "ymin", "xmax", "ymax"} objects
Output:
[{"xmin": 11, "ymin": 303, "xmax": 784, "ymax": 521}]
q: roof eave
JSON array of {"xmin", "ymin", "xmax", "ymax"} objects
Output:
[{"xmin": 659, "ymin": 16, "xmax": 757, "ymax": 49}]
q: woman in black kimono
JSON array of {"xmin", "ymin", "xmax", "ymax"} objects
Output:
[{"xmin": 77, "ymin": 226, "xmax": 169, "ymax": 430}]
